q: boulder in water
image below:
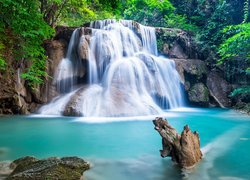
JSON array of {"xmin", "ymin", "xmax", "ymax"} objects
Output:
[
  {"xmin": 6, "ymin": 156, "xmax": 90, "ymax": 180},
  {"xmin": 153, "ymin": 117, "xmax": 202, "ymax": 168}
]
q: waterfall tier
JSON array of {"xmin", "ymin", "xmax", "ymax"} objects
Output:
[{"xmin": 39, "ymin": 19, "xmax": 185, "ymax": 117}]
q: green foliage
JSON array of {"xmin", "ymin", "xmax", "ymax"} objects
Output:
[
  {"xmin": 0, "ymin": 42, "xmax": 6, "ymax": 71},
  {"xmin": 198, "ymin": 1, "xmax": 231, "ymax": 48},
  {"xmin": 243, "ymin": 0, "xmax": 249, "ymax": 23},
  {"xmin": 219, "ymin": 23, "xmax": 250, "ymax": 61},
  {"xmin": 165, "ymin": 14, "xmax": 199, "ymax": 33},
  {"xmin": 218, "ymin": 23, "xmax": 250, "ymax": 75},
  {"xmin": 157, "ymin": 39, "xmax": 164, "ymax": 53},
  {"xmin": 1, "ymin": 0, "xmax": 54, "ymax": 87},
  {"xmin": 56, "ymin": 0, "xmax": 122, "ymax": 26},
  {"xmin": 0, "ymin": 58, "xmax": 6, "ymax": 71},
  {"xmin": 123, "ymin": 0, "xmax": 175, "ymax": 26},
  {"xmin": 230, "ymin": 86, "xmax": 250, "ymax": 97},
  {"xmin": 59, "ymin": 5, "xmax": 116, "ymax": 26},
  {"xmin": 168, "ymin": 0, "xmax": 249, "ymax": 84}
]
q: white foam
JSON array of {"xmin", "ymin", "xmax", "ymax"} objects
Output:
[
  {"xmin": 168, "ymin": 107, "xmax": 206, "ymax": 112},
  {"xmin": 72, "ymin": 112, "xmax": 179, "ymax": 123}
]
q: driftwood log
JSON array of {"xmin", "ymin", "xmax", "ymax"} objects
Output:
[{"xmin": 153, "ymin": 117, "xmax": 202, "ymax": 168}]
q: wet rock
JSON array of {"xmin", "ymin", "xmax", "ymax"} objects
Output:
[
  {"xmin": 63, "ymin": 88, "xmax": 85, "ymax": 116},
  {"xmin": 188, "ymin": 83, "xmax": 209, "ymax": 106},
  {"xmin": 169, "ymin": 42, "xmax": 188, "ymax": 59},
  {"xmin": 54, "ymin": 26, "xmax": 77, "ymax": 42},
  {"xmin": 173, "ymin": 59, "xmax": 207, "ymax": 84},
  {"xmin": 155, "ymin": 28, "xmax": 200, "ymax": 59},
  {"xmin": 234, "ymin": 102, "xmax": 250, "ymax": 114},
  {"xmin": 0, "ymin": 161, "xmax": 12, "ymax": 179},
  {"xmin": 0, "ymin": 95, "xmax": 29, "ymax": 115},
  {"xmin": 45, "ymin": 40, "xmax": 67, "ymax": 72},
  {"xmin": 171, "ymin": 59, "xmax": 211, "ymax": 106},
  {"xmin": 7, "ymin": 156, "xmax": 90, "ymax": 180},
  {"xmin": 79, "ymin": 35, "xmax": 90, "ymax": 61},
  {"xmin": 153, "ymin": 117, "xmax": 202, "ymax": 168},
  {"xmin": 21, "ymin": 39, "xmax": 68, "ymax": 111},
  {"xmin": 206, "ymin": 71, "xmax": 232, "ymax": 107}
]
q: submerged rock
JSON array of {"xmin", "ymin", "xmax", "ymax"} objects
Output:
[
  {"xmin": 153, "ymin": 117, "xmax": 202, "ymax": 168},
  {"xmin": 6, "ymin": 156, "xmax": 90, "ymax": 180}
]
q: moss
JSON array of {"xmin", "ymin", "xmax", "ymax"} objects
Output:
[
  {"xmin": 7, "ymin": 156, "xmax": 90, "ymax": 180},
  {"xmin": 188, "ymin": 83, "xmax": 209, "ymax": 104},
  {"xmin": 157, "ymin": 38, "xmax": 164, "ymax": 53}
]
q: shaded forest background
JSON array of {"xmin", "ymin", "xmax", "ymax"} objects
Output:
[{"xmin": 0, "ymin": 0, "xmax": 249, "ymax": 97}]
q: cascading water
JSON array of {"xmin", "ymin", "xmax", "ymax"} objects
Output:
[
  {"xmin": 16, "ymin": 68, "xmax": 22, "ymax": 109},
  {"xmin": 39, "ymin": 19, "xmax": 185, "ymax": 117}
]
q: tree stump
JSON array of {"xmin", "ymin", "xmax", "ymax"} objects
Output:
[{"xmin": 153, "ymin": 117, "xmax": 202, "ymax": 168}]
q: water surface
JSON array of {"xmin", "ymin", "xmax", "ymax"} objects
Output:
[{"xmin": 0, "ymin": 108, "xmax": 249, "ymax": 179}]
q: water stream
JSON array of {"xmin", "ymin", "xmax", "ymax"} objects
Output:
[{"xmin": 16, "ymin": 68, "xmax": 22, "ymax": 110}]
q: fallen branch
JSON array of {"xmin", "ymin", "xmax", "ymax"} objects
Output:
[{"xmin": 153, "ymin": 117, "xmax": 202, "ymax": 168}]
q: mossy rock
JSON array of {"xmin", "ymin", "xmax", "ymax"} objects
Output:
[
  {"xmin": 234, "ymin": 102, "xmax": 250, "ymax": 114},
  {"xmin": 188, "ymin": 83, "xmax": 209, "ymax": 106},
  {"xmin": 7, "ymin": 156, "xmax": 90, "ymax": 180}
]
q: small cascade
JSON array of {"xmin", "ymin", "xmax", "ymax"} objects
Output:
[
  {"xmin": 16, "ymin": 68, "xmax": 22, "ymax": 109},
  {"xmin": 53, "ymin": 29, "xmax": 84, "ymax": 93},
  {"xmin": 139, "ymin": 24, "xmax": 158, "ymax": 55},
  {"xmin": 39, "ymin": 19, "xmax": 185, "ymax": 117}
]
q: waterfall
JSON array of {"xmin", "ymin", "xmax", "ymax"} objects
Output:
[
  {"xmin": 39, "ymin": 20, "xmax": 185, "ymax": 117},
  {"xmin": 16, "ymin": 68, "xmax": 22, "ymax": 110}
]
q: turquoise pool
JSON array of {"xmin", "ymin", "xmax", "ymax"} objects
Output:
[{"xmin": 0, "ymin": 108, "xmax": 249, "ymax": 179}]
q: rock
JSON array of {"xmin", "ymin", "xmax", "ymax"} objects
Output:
[
  {"xmin": 45, "ymin": 40, "xmax": 67, "ymax": 72},
  {"xmin": 35, "ymin": 39, "xmax": 68, "ymax": 103},
  {"xmin": 153, "ymin": 117, "xmax": 202, "ymax": 168},
  {"xmin": 63, "ymin": 87, "xmax": 86, "ymax": 116},
  {"xmin": 0, "ymin": 161, "xmax": 12, "ymax": 179},
  {"xmin": 7, "ymin": 156, "xmax": 90, "ymax": 180},
  {"xmin": 155, "ymin": 28, "xmax": 200, "ymax": 59},
  {"xmin": 169, "ymin": 41, "xmax": 188, "ymax": 59},
  {"xmin": 54, "ymin": 26, "xmax": 77, "ymax": 42},
  {"xmin": 234, "ymin": 102, "xmax": 250, "ymax": 114},
  {"xmin": 172, "ymin": 59, "xmax": 206, "ymax": 86},
  {"xmin": 188, "ymin": 83, "xmax": 209, "ymax": 106},
  {"xmin": 206, "ymin": 71, "xmax": 232, "ymax": 107},
  {"xmin": 79, "ymin": 35, "xmax": 90, "ymax": 61},
  {"xmin": 9, "ymin": 156, "xmax": 39, "ymax": 172},
  {"xmin": 171, "ymin": 59, "xmax": 210, "ymax": 106},
  {"xmin": 173, "ymin": 59, "xmax": 207, "ymax": 84}
]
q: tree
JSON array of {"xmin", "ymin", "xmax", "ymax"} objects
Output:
[
  {"xmin": 123, "ymin": 0, "xmax": 175, "ymax": 26},
  {"xmin": 218, "ymin": 23, "xmax": 250, "ymax": 82},
  {"xmin": 0, "ymin": 0, "xmax": 54, "ymax": 86}
]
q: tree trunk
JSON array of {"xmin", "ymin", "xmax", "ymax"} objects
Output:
[{"xmin": 153, "ymin": 117, "xmax": 202, "ymax": 168}]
